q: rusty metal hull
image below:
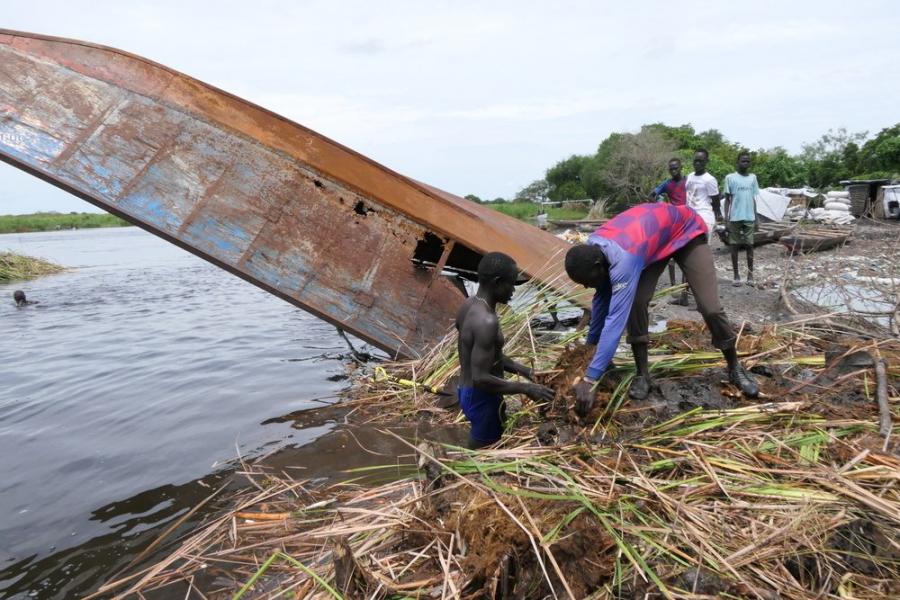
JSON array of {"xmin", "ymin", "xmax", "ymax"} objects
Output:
[{"xmin": 0, "ymin": 30, "xmax": 574, "ymax": 357}]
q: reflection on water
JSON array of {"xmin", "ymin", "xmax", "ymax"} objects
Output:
[
  {"xmin": 2, "ymin": 471, "xmax": 233, "ymax": 599},
  {"xmin": 795, "ymin": 282, "xmax": 894, "ymax": 328},
  {"xmin": 2, "ymin": 405, "xmax": 466, "ymax": 599},
  {"xmin": 0, "ymin": 227, "xmax": 377, "ymax": 598}
]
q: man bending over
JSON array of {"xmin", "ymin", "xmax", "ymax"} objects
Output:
[
  {"xmin": 564, "ymin": 203, "xmax": 759, "ymax": 416},
  {"xmin": 456, "ymin": 252, "xmax": 555, "ymax": 447}
]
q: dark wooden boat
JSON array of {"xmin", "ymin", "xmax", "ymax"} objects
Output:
[
  {"xmin": 779, "ymin": 226, "xmax": 854, "ymax": 254},
  {"xmin": 548, "ymin": 218, "xmax": 607, "ymax": 229},
  {"xmin": 0, "ymin": 30, "xmax": 577, "ymax": 358}
]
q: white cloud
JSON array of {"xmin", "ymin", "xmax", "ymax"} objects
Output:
[{"xmin": 443, "ymin": 94, "xmax": 664, "ymax": 121}]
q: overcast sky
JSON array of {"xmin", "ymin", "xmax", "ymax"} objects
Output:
[{"xmin": 1, "ymin": 0, "xmax": 898, "ymax": 214}]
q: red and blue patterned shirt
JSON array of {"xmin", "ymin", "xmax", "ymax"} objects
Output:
[
  {"xmin": 653, "ymin": 177, "xmax": 687, "ymax": 206},
  {"xmin": 584, "ymin": 203, "xmax": 708, "ymax": 379}
]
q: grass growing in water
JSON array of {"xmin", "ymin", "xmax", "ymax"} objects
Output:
[
  {"xmin": 0, "ymin": 212, "xmax": 129, "ymax": 233},
  {"xmin": 0, "ymin": 251, "xmax": 65, "ymax": 282}
]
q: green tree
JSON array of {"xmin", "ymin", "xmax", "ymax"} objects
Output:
[
  {"xmin": 801, "ymin": 127, "xmax": 868, "ymax": 187},
  {"xmin": 754, "ymin": 147, "xmax": 805, "ymax": 188},
  {"xmin": 464, "ymin": 194, "xmax": 483, "ymax": 204},
  {"xmin": 859, "ymin": 123, "xmax": 900, "ymax": 174},
  {"xmin": 695, "ymin": 128, "xmax": 729, "ymax": 151},
  {"xmin": 580, "ymin": 154, "xmax": 609, "ymax": 201},
  {"xmin": 590, "ymin": 129, "xmax": 675, "ymax": 212},
  {"xmin": 842, "ymin": 142, "xmax": 861, "ymax": 175},
  {"xmin": 874, "ymin": 137, "xmax": 900, "ymax": 169},
  {"xmin": 545, "ymin": 155, "xmax": 589, "ymax": 201},
  {"xmin": 526, "ymin": 121, "xmax": 899, "ymax": 219},
  {"xmin": 642, "ymin": 122, "xmax": 697, "ymax": 150},
  {"xmin": 514, "ymin": 179, "xmax": 550, "ymax": 203}
]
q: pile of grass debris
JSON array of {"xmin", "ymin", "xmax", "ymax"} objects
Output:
[
  {"xmin": 100, "ymin": 279, "xmax": 900, "ymax": 600},
  {"xmin": 0, "ymin": 250, "xmax": 65, "ymax": 282}
]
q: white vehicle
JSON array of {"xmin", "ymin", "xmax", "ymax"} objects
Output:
[
  {"xmin": 878, "ymin": 185, "xmax": 900, "ymax": 219},
  {"xmin": 841, "ymin": 179, "xmax": 899, "ymax": 218}
]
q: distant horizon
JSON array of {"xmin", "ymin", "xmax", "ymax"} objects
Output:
[{"xmin": 1, "ymin": 208, "xmax": 109, "ymax": 216}]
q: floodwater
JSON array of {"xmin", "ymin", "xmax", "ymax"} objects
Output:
[
  {"xmin": 0, "ymin": 227, "xmax": 376, "ymax": 598},
  {"xmin": 795, "ymin": 282, "xmax": 895, "ymax": 329}
]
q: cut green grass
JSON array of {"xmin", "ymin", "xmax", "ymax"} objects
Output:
[{"xmin": 0, "ymin": 251, "xmax": 65, "ymax": 281}]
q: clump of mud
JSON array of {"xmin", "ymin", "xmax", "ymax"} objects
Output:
[
  {"xmin": 414, "ymin": 473, "xmax": 615, "ymax": 598},
  {"xmin": 536, "ymin": 343, "xmax": 620, "ymax": 421},
  {"xmin": 534, "ymin": 324, "xmax": 751, "ymax": 432}
]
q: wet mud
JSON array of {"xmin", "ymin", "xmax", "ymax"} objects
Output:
[
  {"xmin": 532, "ymin": 320, "xmax": 897, "ymax": 437},
  {"xmin": 412, "ymin": 482, "xmax": 616, "ymax": 598}
]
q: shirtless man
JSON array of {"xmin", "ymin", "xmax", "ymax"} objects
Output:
[{"xmin": 456, "ymin": 252, "xmax": 555, "ymax": 447}]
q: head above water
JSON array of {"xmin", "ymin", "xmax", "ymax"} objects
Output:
[
  {"xmin": 476, "ymin": 252, "xmax": 519, "ymax": 304},
  {"xmin": 13, "ymin": 290, "xmax": 26, "ymax": 306},
  {"xmin": 693, "ymin": 148, "xmax": 709, "ymax": 174},
  {"xmin": 564, "ymin": 244, "xmax": 610, "ymax": 288},
  {"xmin": 736, "ymin": 151, "xmax": 751, "ymax": 175},
  {"xmin": 668, "ymin": 158, "xmax": 683, "ymax": 179}
]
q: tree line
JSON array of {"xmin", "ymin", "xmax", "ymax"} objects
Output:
[
  {"xmin": 466, "ymin": 122, "xmax": 900, "ymax": 214},
  {"xmin": 0, "ymin": 212, "xmax": 130, "ymax": 233}
]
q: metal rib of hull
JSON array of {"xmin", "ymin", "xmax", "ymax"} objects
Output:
[{"xmin": 0, "ymin": 30, "xmax": 573, "ymax": 357}]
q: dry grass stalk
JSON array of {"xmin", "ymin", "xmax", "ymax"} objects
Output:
[
  {"xmin": 116, "ymin": 327, "xmax": 900, "ymax": 598},
  {"xmin": 109, "ymin": 259, "xmax": 900, "ymax": 599}
]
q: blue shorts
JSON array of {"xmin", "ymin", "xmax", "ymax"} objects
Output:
[{"xmin": 458, "ymin": 387, "xmax": 504, "ymax": 444}]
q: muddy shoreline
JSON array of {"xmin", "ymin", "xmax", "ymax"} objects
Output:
[{"xmin": 96, "ymin": 221, "xmax": 900, "ymax": 599}]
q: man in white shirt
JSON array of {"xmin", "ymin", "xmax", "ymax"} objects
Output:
[{"xmin": 685, "ymin": 149, "xmax": 723, "ymax": 235}]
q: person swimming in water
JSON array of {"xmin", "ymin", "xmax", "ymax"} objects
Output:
[{"xmin": 13, "ymin": 290, "xmax": 38, "ymax": 307}]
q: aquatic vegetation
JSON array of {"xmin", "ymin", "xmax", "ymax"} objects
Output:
[
  {"xmin": 0, "ymin": 251, "xmax": 65, "ymax": 282},
  {"xmin": 488, "ymin": 201, "xmax": 590, "ymax": 222},
  {"xmin": 0, "ymin": 212, "xmax": 129, "ymax": 233}
]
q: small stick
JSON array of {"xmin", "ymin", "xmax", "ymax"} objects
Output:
[
  {"xmin": 875, "ymin": 359, "xmax": 891, "ymax": 440},
  {"xmin": 779, "ymin": 275, "xmax": 798, "ymax": 315},
  {"xmin": 234, "ymin": 511, "xmax": 291, "ymax": 521}
]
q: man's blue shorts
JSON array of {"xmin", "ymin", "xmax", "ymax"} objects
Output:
[{"xmin": 458, "ymin": 387, "xmax": 503, "ymax": 444}]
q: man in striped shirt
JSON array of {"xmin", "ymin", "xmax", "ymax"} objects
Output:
[{"xmin": 564, "ymin": 202, "xmax": 758, "ymax": 414}]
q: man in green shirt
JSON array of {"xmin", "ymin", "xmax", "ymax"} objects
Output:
[{"xmin": 724, "ymin": 152, "xmax": 760, "ymax": 286}]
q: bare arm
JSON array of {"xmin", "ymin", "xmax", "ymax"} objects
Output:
[
  {"xmin": 470, "ymin": 314, "xmax": 553, "ymax": 401},
  {"xmin": 723, "ymin": 194, "xmax": 732, "ymax": 221},
  {"xmin": 502, "ymin": 356, "xmax": 533, "ymax": 380},
  {"xmin": 712, "ymin": 193, "xmax": 724, "ymax": 221}
]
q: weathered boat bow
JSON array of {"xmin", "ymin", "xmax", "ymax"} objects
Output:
[{"xmin": 0, "ymin": 30, "xmax": 574, "ymax": 357}]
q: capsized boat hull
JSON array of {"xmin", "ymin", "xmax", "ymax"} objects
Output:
[{"xmin": 0, "ymin": 30, "xmax": 576, "ymax": 357}]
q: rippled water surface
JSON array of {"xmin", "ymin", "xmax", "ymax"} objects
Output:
[{"xmin": 0, "ymin": 227, "xmax": 359, "ymax": 598}]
